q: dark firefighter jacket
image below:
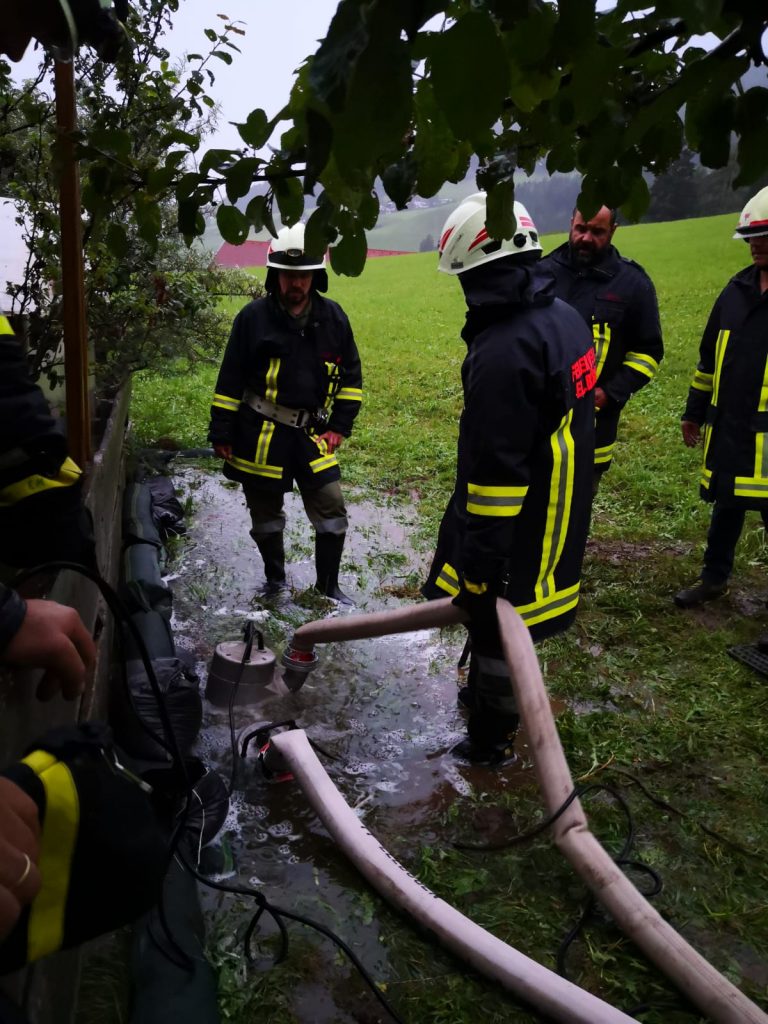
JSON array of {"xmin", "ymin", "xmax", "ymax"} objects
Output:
[
  {"xmin": 682, "ymin": 265, "xmax": 768, "ymax": 508},
  {"xmin": 541, "ymin": 242, "xmax": 663, "ymax": 472},
  {"xmin": 422, "ymin": 260, "xmax": 596, "ymax": 642},
  {"xmin": 208, "ymin": 293, "xmax": 362, "ymax": 492},
  {"xmin": 0, "ymin": 315, "xmax": 91, "ymax": 568}
]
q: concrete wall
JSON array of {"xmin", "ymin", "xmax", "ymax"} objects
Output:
[{"xmin": 0, "ymin": 382, "xmax": 131, "ymax": 1023}]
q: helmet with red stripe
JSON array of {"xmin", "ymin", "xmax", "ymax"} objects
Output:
[
  {"xmin": 437, "ymin": 192, "xmax": 541, "ymax": 275},
  {"xmin": 734, "ymin": 185, "xmax": 768, "ymax": 240}
]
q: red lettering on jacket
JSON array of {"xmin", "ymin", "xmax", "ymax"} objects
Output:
[{"xmin": 571, "ymin": 348, "xmax": 596, "ymax": 400}]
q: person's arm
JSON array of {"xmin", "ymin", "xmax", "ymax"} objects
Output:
[
  {"xmin": 681, "ymin": 294, "xmax": 721, "ymax": 445},
  {"xmin": 323, "ymin": 313, "xmax": 363, "ymax": 445},
  {"xmin": 602, "ymin": 274, "xmax": 663, "ymax": 408},
  {"xmin": 208, "ymin": 308, "xmax": 249, "ymax": 457},
  {"xmin": 0, "ymin": 585, "xmax": 96, "ymax": 700}
]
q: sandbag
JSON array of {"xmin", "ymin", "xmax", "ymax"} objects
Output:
[
  {"xmin": 122, "ymin": 610, "xmax": 176, "ymax": 661},
  {"xmin": 122, "ymin": 542, "xmax": 173, "ymax": 620},
  {"xmin": 123, "ymin": 481, "xmax": 163, "ymax": 548},
  {"xmin": 148, "ymin": 476, "xmax": 186, "ymax": 540},
  {"xmin": 111, "ymin": 657, "xmax": 201, "ymax": 762}
]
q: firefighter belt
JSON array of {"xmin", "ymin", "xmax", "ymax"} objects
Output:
[
  {"xmin": 242, "ymin": 390, "xmax": 328, "ymax": 430},
  {"xmin": 0, "ymin": 723, "xmax": 169, "ymax": 973}
]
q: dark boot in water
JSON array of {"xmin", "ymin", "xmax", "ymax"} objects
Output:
[
  {"xmin": 314, "ymin": 532, "xmax": 354, "ymax": 606},
  {"xmin": 253, "ymin": 532, "xmax": 286, "ymax": 595},
  {"xmin": 453, "ymin": 711, "xmax": 520, "ymax": 768}
]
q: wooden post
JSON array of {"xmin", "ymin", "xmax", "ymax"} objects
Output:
[{"xmin": 54, "ymin": 59, "xmax": 91, "ymax": 468}]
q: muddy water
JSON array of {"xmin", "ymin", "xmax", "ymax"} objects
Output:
[{"xmin": 168, "ymin": 464, "xmax": 536, "ymax": 1016}]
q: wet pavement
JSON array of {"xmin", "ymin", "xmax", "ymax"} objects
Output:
[{"xmin": 166, "ymin": 463, "xmax": 537, "ymax": 1014}]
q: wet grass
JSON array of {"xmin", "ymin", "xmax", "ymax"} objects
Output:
[{"xmin": 129, "ymin": 213, "xmax": 768, "ymax": 1022}]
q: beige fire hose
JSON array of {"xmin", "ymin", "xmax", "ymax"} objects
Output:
[{"xmin": 279, "ymin": 597, "xmax": 767, "ymax": 1024}]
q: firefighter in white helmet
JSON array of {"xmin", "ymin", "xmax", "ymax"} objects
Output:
[
  {"xmin": 422, "ymin": 193, "xmax": 596, "ymax": 765},
  {"xmin": 675, "ymin": 185, "xmax": 768, "ymax": 622},
  {"xmin": 209, "ymin": 223, "xmax": 363, "ymax": 604}
]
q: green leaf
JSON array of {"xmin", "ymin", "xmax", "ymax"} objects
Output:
[
  {"xmin": 329, "ymin": 218, "xmax": 367, "ymax": 277},
  {"xmin": 414, "ymin": 79, "xmax": 469, "ymax": 198},
  {"xmin": 272, "ymin": 174, "xmax": 304, "ymax": 226},
  {"xmin": 135, "ymin": 198, "xmax": 162, "ymax": 247},
  {"xmin": 211, "ymin": 49, "xmax": 232, "ymax": 64},
  {"xmin": 216, "ymin": 204, "xmax": 250, "ymax": 245},
  {"xmin": 199, "ymin": 147, "xmax": 235, "ymax": 177},
  {"xmin": 358, "ymin": 191, "xmax": 379, "ymax": 231},
  {"xmin": 430, "ymin": 13, "xmax": 509, "ymax": 143},
  {"xmin": 381, "ymin": 154, "xmax": 417, "ymax": 210},
  {"xmin": 733, "ymin": 88, "xmax": 768, "ymax": 187},
  {"xmin": 484, "ymin": 178, "xmax": 516, "ymax": 241},
  {"xmin": 235, "ymin": 108, "xmax": 270, "ymax": 149},
  {"xmin": 225, "ymin": 157, "xmax": 262, "ymax": 202},
  {"xmin": 621, "ymin": 172, "xmax": 650, "ymax": 221},
  {"xmin": 246, "ymin": 194, "xmax": 276, "ymax": 237},
  {"xmin": 105, "ymin": 222, "xmax": 129, "ymax": 259},
  {"xmin": 89, "ymin": 127, "xmax": 133, "ymax": 160},
  {"xmin": 304, "ymin": 204, "xmax": 338, "ymax": 260},
  {"xmin": 204, "ymin": 28, "xmax": 217, "ymax": 42}
]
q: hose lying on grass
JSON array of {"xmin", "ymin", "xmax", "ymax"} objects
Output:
[{"xmin": 280, "ymin": 596, "xmax": 768, "ymax": 1024}]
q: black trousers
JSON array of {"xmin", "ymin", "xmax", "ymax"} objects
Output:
[{"xmin": 701, "ymin": 504, "xmax": 768, "ymax": 584}]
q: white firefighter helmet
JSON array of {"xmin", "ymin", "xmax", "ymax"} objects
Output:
[
  {"xmin": 733, "ymin": 185, "xmax": 768, "ymax": 241},
  {"xmin": 437, "ymin": 192, "xmax": 542, "ymax": 275},
  {"xmin": 265, "ymin": 223, "xmax": 326, "ymax": 270}
]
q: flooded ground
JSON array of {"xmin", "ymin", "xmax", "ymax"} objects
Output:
[{"xmin": 167, "ymin": 463, "xmax": 538, "ymax": 1022}]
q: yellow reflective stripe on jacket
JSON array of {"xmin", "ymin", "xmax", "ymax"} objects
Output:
[
  {"xmin": 712, "ymin": 329, "xmax": 730, "ymax": 407},
  {"xmin": 516, "ymin": 581, "xmax": 580, "ymax": 629},
  {"xmin": 336, "ymin": 387, "xmax": 362, "ymax": 402},
  {"xmin": 592, "ymin": 322, "xmax": 611, "ymax": 380},
  {"xmin": 434, "ymin": 562, "xmax": 460, "ymax": 597},
  {"xmin": 212, "ymin": 392, "xmax": 240, "ymax": 412},
  {"xmin": 0, "ymin": 315, "xmax": 14, "ymax": 335},
  {"xmin": 594, "ymin": 442, "xmax": 614, "ymax": 466},
  {"xmin": 734, "ymin": 476, "xmax": 768, "ymax": 499},
  {"xmin": 228, "ymin": 454, "xmax": 282, "ymax": 479},
  {"xmin": 0, "ymin": 457, "xmax": 82, "ymax": 508},
  {"xmin": 623, "ymin": 351, "xmax": 659, "ymax": 380},
  {"xmin": 255, "ymin": 420, "xmax": 275, "ymax": 466},
  {"xmin": 464, "ymin": 578, "xmax": 487, "ymax": 595},
  {"xmin": 21, "ymin": 751, "xmax": 58, "ymax": 775},
  {"xmin": 310, "ymin": 453, "xmax": 338, "ymax": 474},
  {"xmin": 265, "ymin": 358, "xmax": 280, "ymax": 402},
  {"xmin": 535, "ymin": 409, "xmax": 575, "ymax": 605},
  {"xmin": 691, "ymin": 369, "xmax": 713, "ymax": 393},
  {"xmin": 466, "ymin": 482, "xmax": 527, "ymax": 517},
  {"xmin": 26, "ymin": 759, "xmax": 79, "ymax": 962}
]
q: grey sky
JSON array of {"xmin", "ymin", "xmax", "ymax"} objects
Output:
[{"xmin": 148, "ymin": 0, "xmax": 340, "ymax": 151}]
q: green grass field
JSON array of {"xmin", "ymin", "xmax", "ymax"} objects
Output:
[{"xmin": 131, "ymin": 212, "xmax": 768, "ymax": 1022}]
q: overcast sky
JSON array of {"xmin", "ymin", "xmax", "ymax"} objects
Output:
[{"xmin": 159, "ymin": 0, "xmax": 340, "ymax": 150}]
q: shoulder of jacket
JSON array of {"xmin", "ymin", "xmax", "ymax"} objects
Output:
[{"xmin": 618, "ymin": 253, "xmax": 652, "ymax": 282}]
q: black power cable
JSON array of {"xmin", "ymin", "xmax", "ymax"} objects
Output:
[{"xmin": 15, "ymin": 562, "xmax": 405, "ymax": 1022}]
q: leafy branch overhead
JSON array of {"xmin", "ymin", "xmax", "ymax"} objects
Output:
[{"xmin": 24, "ymin": 1, "xmax": 763, "ymax": 275}]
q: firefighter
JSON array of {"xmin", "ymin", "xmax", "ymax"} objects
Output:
[
  {"xmin": 675, "ymin": 186, "xmax": 768, "ymax": 615},
  {"xmin": 422, "ymin": 194, "xmax": 595, "ymax": 765},
  {"xmin": 1, "ymin": 0, "xmax": 127, "ymax": 63},
  {"xmin": 0, "ymin": 315, "xmax": 95, "ymax": 569},
  {"xmin": 541, "ymin": 206, "xmax": 663, "ymax": 493},
  {"xmin": 209, "ymin": 224, "xmax": 363, "ymax": 604}
]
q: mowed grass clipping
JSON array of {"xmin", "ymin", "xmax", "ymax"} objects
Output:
[{"xmin": 131, "ymin": 212, "xmax": 768, "ymax": 1021}]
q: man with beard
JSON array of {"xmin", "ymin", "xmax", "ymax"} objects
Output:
[
  {"xmin": 541, "ymin": 206, "xmax": 663, "ymax": 494},
  {"xmin": 209, "ymin": 224, "xmax": 363, "ymax": 605},
  {"xmin": 423, "ymin": 194, "xmax": 595, "ymax": 765},
  {"xmin": 675, "ymin": 186, "xmax": 768, "ymax": 616}
]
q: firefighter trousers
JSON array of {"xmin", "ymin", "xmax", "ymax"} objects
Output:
[{"xmin": 242, "ymin": 479, "xmax": 348, "ymax": 539}]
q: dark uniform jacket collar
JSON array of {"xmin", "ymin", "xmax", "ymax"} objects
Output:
[
  {"xmin": 731, "ymin": 263, "xmax": 764, "ymax": 297},
  {"xmin": 547, "ymin": 240, "xmax": 622, "ymax": 281},
  {"xmin": 459, "ymin": 258, "xmax": 556, "ymax": 343}
]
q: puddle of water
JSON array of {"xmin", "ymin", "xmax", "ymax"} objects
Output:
[{"xmin": 168, "ymin": 466, "xmax": 544, "ymax": 1002}]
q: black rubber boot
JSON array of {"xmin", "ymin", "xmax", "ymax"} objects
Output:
[
  {"xmin": 314, "ymin": 532, "xmax": 354, "ymax": 606},
  {"xmin": 452, "ymin": 711, "xmax": 519, "ymax": 768},
  {"xmin": 253, "ymin": 532, "xmax": 286, "ymax": 591},
  {"xmin": 673, "ymin": 578, "xmax": 729, "ymax": 608}
]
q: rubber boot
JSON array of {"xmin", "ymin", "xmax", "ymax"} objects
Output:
[
  {"xmin": 253, "ymin": 532, "xmax": 286, "ymax": 594},
  {"xmin": 452, "ymin": 710, "xmax": 519, "ymax": 768},
  {"xmin": 314, "ymin": 532, "xmax": 354, "ymax": 606}
]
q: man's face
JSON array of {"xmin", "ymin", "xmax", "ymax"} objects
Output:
[
  {"xmin": 278, "ymin": 270, "xmax": 313, "ymax": 312},
  {"xmin": 748, "ymin": 235, "xmax": 768, "ymax": 271},
  {"xmin": 569, "ymin": 207, "xmax": 617, "ymax": 265}
]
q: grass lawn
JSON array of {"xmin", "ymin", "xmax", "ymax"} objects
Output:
[{"xmin": 131, "ymin": 212, "xmax": 768, "ymax": 1022}]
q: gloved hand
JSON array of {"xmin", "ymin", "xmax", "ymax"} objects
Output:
[{"xmin": 452, "ymin": 581, "xmax": 501, "ymax": 655}]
